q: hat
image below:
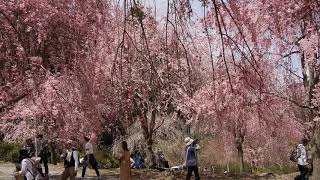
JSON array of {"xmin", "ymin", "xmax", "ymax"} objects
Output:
[{"xmin": 185, "ymin": 137, "xmax": 194, "ymax": 146}]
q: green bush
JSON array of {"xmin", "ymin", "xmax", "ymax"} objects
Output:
[
  {"xmin": 94, "ymin": 148, "xmax": 119, "ymax": 168},
  {"xmin": 0, "ymin": 141, "xmax": 22, "ymax": 162}
]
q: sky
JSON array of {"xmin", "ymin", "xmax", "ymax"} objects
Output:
[{"xmin": 142, "ymin": 0, "xmax": 204, "ymax": 21}]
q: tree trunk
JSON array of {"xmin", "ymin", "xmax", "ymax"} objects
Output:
[
  {"xmin": 312, "ymin": 130, "xmax": 320, "ymax": 179},
  {"xmin": 313, "ymin": 156, "xmax": 320, "ymax": 179},
  {"xmin": 237, "ymin": 145, "xmax": 244, "ymax": 174},
  {"xmin": 145, "ymin": 136, "xmax": 156, "ymax": 168},
  {"xmin": 141, "ymin": 110, "xmax": 157, "ymax": 168},
  {"xmin": 226, "ymin": 161, "xmax": 230, "ymax": 173},
  {"xmin": 235, "ymin": 130, "xmax": 245, "ymax": 174}
]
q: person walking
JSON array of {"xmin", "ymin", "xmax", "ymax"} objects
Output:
[
  {"xmin": 81, "ymin": 135, "xmax": 100, "ymax": 178},
  {"xmin": 184, "ymin": 137, "xmax": 201, "ymax": 180},
  {"xmin": 60, "ymin": 140, "xmax": 79, "ymax": 180},
  {"xmin": 16, "ymin": 149, "xmax": 40, "ymax": 180},
  {"xmin": 295, "ymin": 138, "xmax": 309, "ymax": 180},
  {"xmin": 119, "ymin": 141, "xmax": 132, "ymax": 180}
]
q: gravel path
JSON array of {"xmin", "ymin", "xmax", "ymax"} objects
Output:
[
  {"xmin": 0, "ymin": 162, "xmax": 118, "ymax": 180},
  {"xmin": 0, "ymin": 162, "xmax": 310, "ymax": 180}
]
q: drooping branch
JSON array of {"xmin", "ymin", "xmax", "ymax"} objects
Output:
[
  {"xmin": 213, "ymin": 0, "xmax": 233, "ymax": 91},
  {"xmin": 219, "ymin": 0, "xmax": 258, "ymax": 68},
  {"xmin": 167, "ymin": 19, "xmax": 193, "ymax": 95}
]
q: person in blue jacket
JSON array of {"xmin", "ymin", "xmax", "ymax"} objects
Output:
[
  {"xmin": 133, "ymin": 151, "xmax": 145, "ymax": 169},
  {"xmin": 184, "ymin": 137, "xmax": 201, "ymax": 180}
]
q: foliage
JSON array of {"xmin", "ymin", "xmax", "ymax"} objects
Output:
[
  {"xmin": 94, "ymin": 148, "xmax": 119, "ymax": 169},
  {"xmin": 0, "ymin": 142, "xmax": 22, "ymax": 163}
]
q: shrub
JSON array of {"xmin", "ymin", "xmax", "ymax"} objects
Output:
[
  {"xmin": 0, "ymin": 141, "xmax": 22, "ymax": 162},
  {"xmin": 94, "ymin": 148, "xmax": 119, "ymax": 168}
]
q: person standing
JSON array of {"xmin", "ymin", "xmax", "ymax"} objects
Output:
[
  {"xmin": 81, "ymin": 135, "xmax": 100, "ymax": 178},
  {"xmin": 185, "ymin": 137, "xmax": 201, "ymax": 180},
  {"xmin": 119, "ymin": 141, "xmax": 132, "ymax": 180},
  {"xmin": 35, "ymin": 134, "xmax": 50, "ymax": 176},
  {"xmin": 295, "ymin": 138, "xmax": 309, "ymax": 180},
  {"xmin": 60, "ymin": 140, "xmax": 79, "ymax": 180},
  {"xmin": 23, "ymin": 138, "xmax": 35, "ymax": 158}
]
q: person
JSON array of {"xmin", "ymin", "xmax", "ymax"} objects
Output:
[
  {"xmin": 60, "ymin": 140, "xmax": 79, "ymax": 180},
  {"xmin": 184, "ymin": 137, "xmax": 200, "ymax": 180},
  {"xmin": 130, "ymin": 155, "xmax": 135, "ymax": 168},
  {"xmin": 23, "ymin": 138, "xmax": 36, "ymax": 158},
  {"xmin": 16, "ymin": 149, "xmax": 40, "ymax": 180},
  {"xmin": 156, "ymin": 151, "xmax": 169, "ymax": 170},
  {"xmin": 35, "ymin": 134, "xmax": 50, "ymax": 176},
  {"xmin": 49, "ymin": 138, "xmax": 58, "ymax": 165},
  {"xmin": 119, "ymin": 141, "xmax": 132, "ymax": 180},
  {"xmin": 295, "ymin": 138, "xmax": 309, "ymax": 180},
  {"xmin": 132, "ymin": 151, "xmax": 145, "ymax": 169},
  {"xmin": 81, "ymin": 135, "xmax": 100, "ymax": 178}
]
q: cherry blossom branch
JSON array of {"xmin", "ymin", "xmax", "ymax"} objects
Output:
[
  {"xmin": 213, "ymin": 0, "xmax": 233, "ymax": 91},
  {"xmin": 167, "ymin": 19, "xmax": 193, "ymax": 95},
  {"xmin": 203, "ymin": 3, "xmax": 215, "ymax": 82},
  {"xmin": 219, "ymin": 0, "xmax": 258, "ymax": 67},
  {"xmin": 263, "ymin": 91, "xmax": 309, "ymax": 109}
]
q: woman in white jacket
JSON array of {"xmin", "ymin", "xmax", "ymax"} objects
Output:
[
  {"xmin": 17, "ymin": 149, "xmax": 40, "ymax": 180},
  {"xmin": 296, "ymin": 138, "xmax": 309, "ymax": 180}
]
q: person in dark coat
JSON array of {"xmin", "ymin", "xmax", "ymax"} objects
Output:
[{"xmin": 23, "ymin": 138, "xmax": 35, "ymax": 158}]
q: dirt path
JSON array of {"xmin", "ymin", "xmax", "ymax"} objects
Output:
[{"xmin": 0, "ymin": 162, "xmax": 310, "ymax": 180}]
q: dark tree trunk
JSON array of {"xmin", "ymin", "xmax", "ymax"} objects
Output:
[
  {"xmin": 145, "ymin": 135, "xmax": 156, "ymax": 168},
  {"xmin": 140, "ymin": 109, "xmax": 157, "ymax": 168},
  {"xmin": 313, "ymin": 128, "xmax": 320, "ymax": 179},
  {"xmin": 236, "ymin": 143, "xmax": 244, "ymax": 174}
]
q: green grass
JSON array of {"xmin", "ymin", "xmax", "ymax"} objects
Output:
[
  {"xmin": 253, "ymin": 164, "xmax": 297, "ymax": 175},
  {"xmin": 210, "ymin": 162, "xmax": 296, "ymax": 175}
]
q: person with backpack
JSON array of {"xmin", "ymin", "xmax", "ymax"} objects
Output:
[
  {"xmin": 60, "ymin": 140, "xmax": 79, "ymax": 180},
  {"xmin": 17, "ymin": 149, "xmax": 40, "ymax": 180},
  {"xmin": 184, "ymin": 137, "xmax": 201, "ymax": 180},
  {"xmin": 294, "ymin": 138, "xmax": 309, "ymax": 180},
  {"xmin": 81, "ymin": 135, "xmax": 100, "ymax": 178}
]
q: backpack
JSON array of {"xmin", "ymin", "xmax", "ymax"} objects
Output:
[
  {"xmin": 25, "ymin": 158, "xmax": 42, "ymax": 180},
  {"xmin": 289, "ymin": 145, "xmax": 300, "ymax": 162}
]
